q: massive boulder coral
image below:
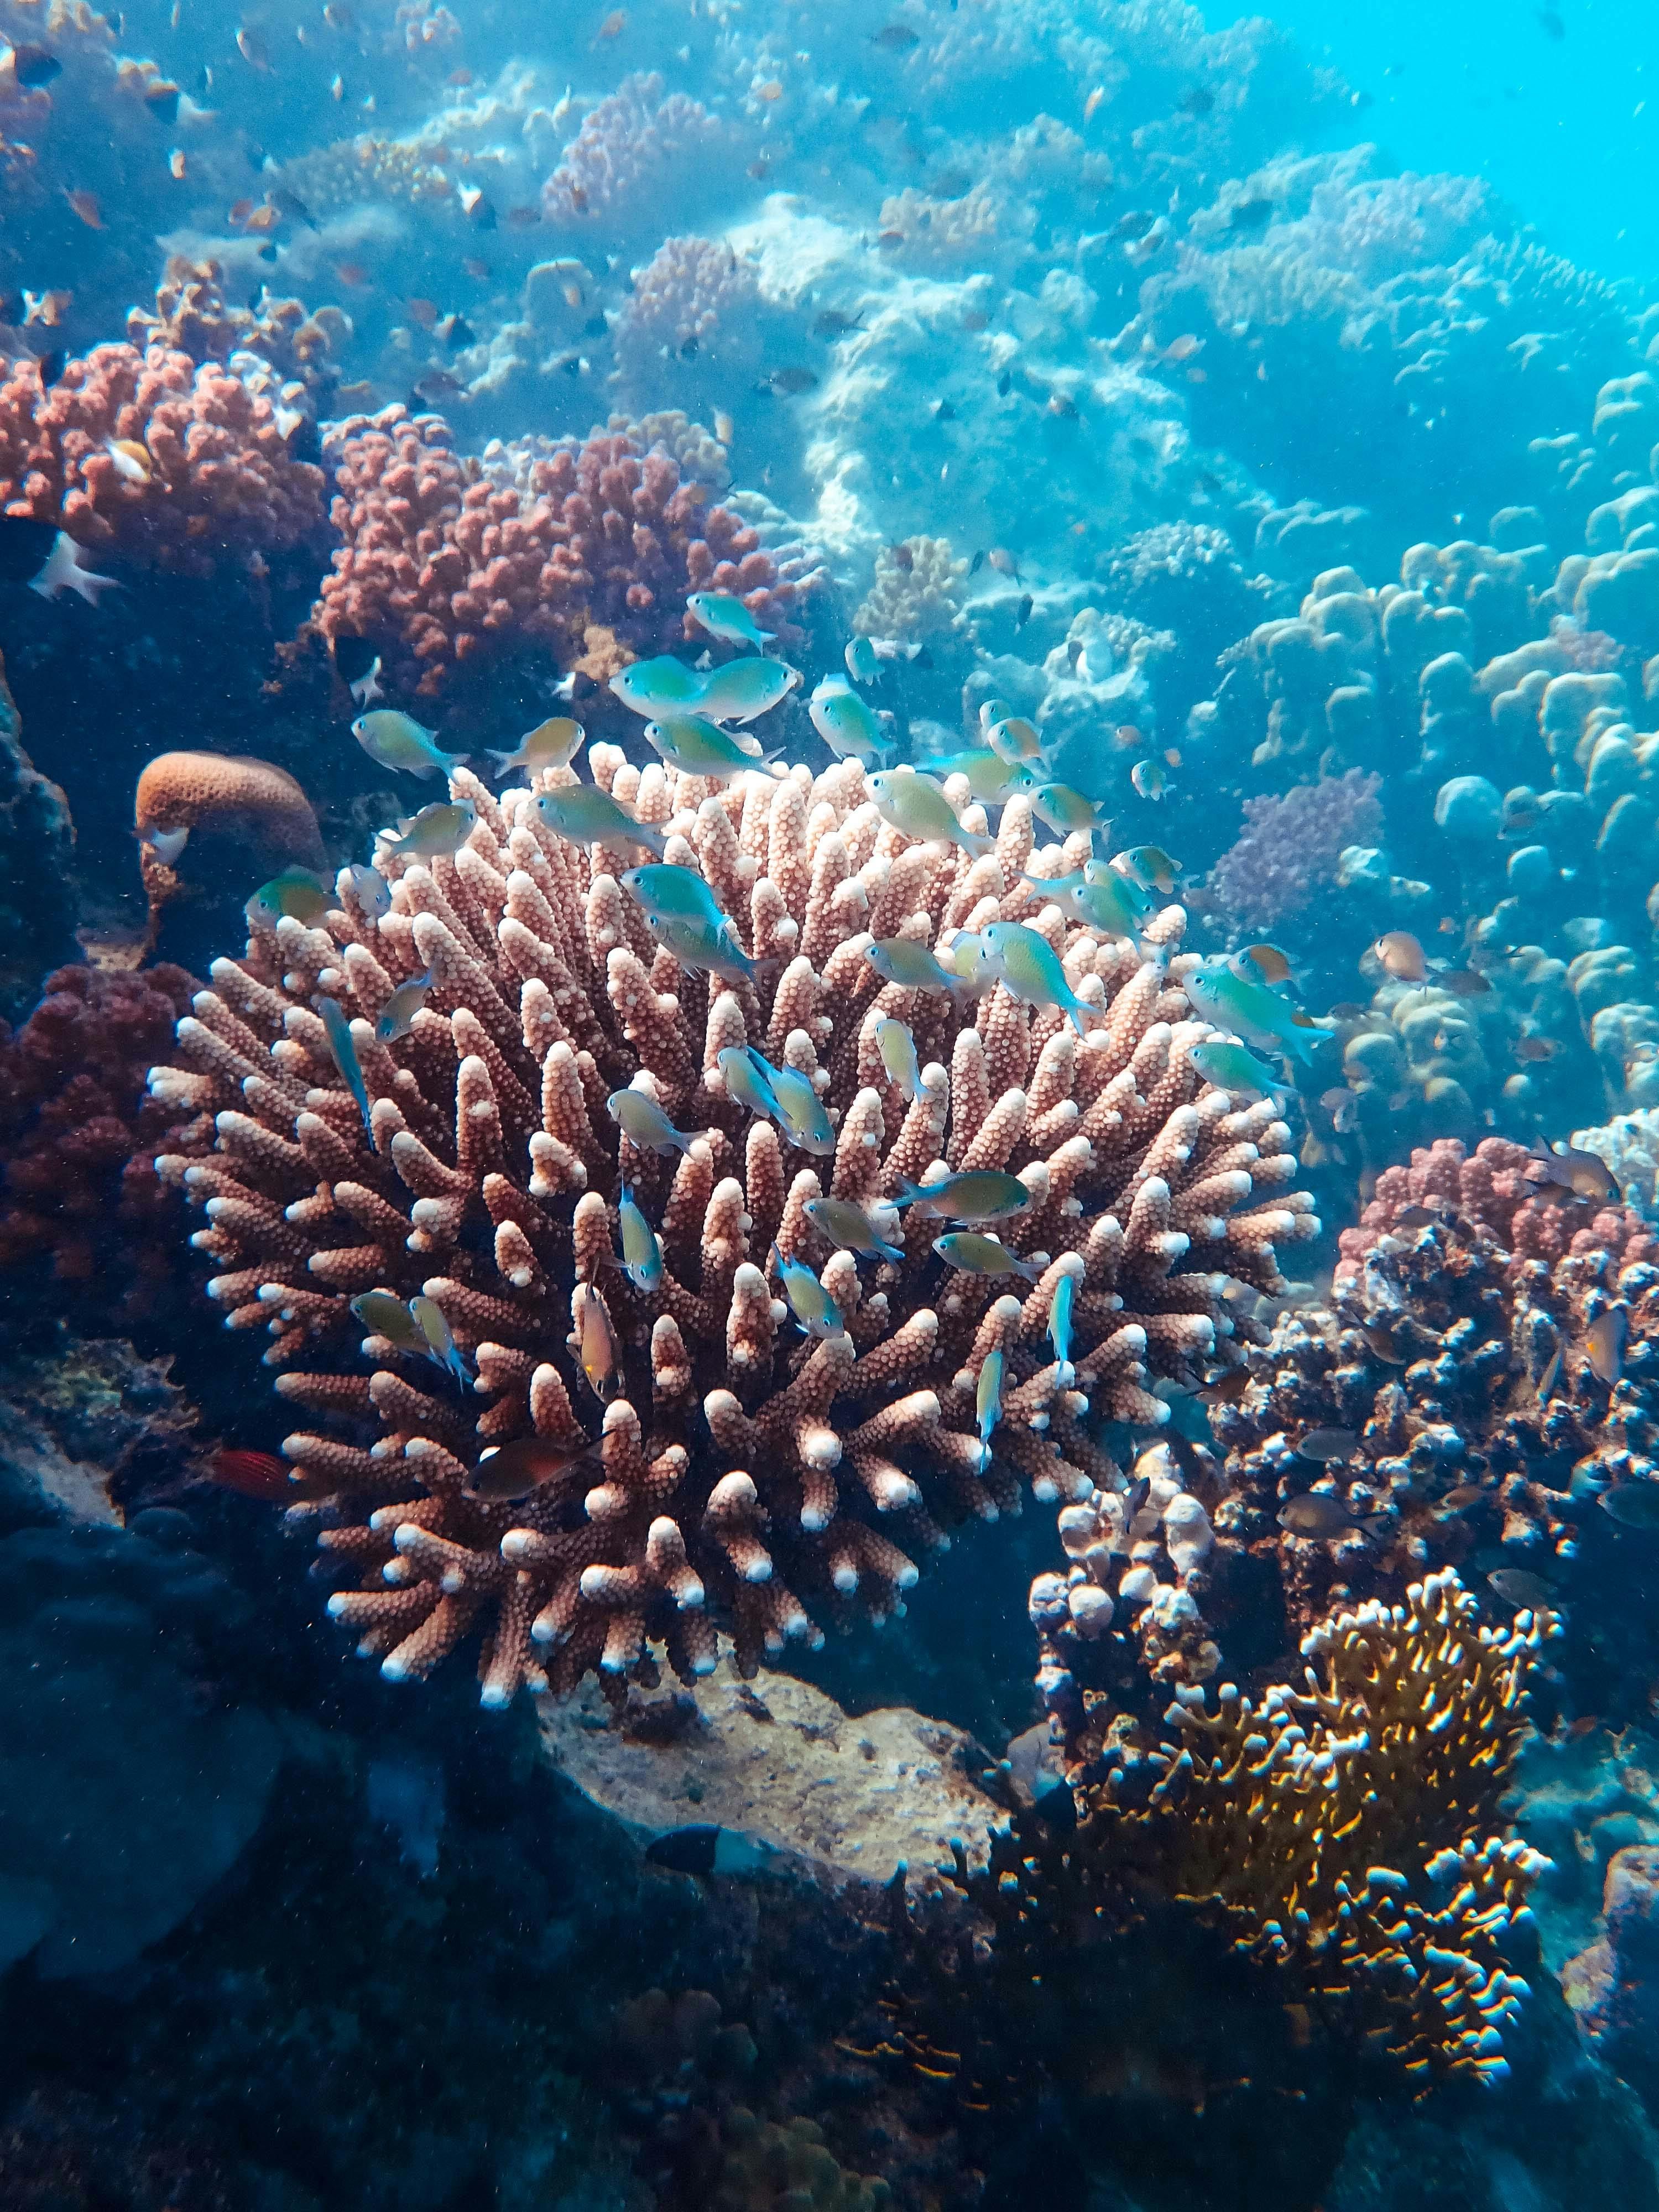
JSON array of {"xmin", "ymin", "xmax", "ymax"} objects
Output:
[
  {"xmin": 0, "ymin": 343, "xmax": 328, "ymax": 580},
  {"xmin": 151, "ymin": 750, "xmax": 1316, "ymax": 1707},
  {"xmin": 308, "ymin": 409, "xmax": 810, "ymax": 697}
]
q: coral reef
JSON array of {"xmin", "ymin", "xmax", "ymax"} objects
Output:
[
  {"xmin": 0, "ymin": 962, "xmax": 200, "ymax": 1298},
  {"xmin": 0, "ymin": 344, "xmax": 328, "ymax": 580},
  {"xmin": 307, "ymin": 409, "xmax": 811, "ymax": 698},
  {"xmin": 153, "ymin": 749, "xmax": 1316, "ymax": 1706},
  {"xmin": 1178, "ymin": 1137, "xmax": 1659, "ymax": 1708}
]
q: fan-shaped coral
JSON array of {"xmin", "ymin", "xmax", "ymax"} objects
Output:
[{"xmin": 150, "ymin": 749, "xmax": 1317, "ymax": 1707}]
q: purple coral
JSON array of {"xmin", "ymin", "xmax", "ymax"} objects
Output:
[
  {"xmin": 611, "ymin": 236, "xmax": 762, "ymax": 403},
  {"xmin": 1209, "ymin": 769, "xmax": 1383, "ymax": 929},
  {"xmin": 541, "ymin": 72, "xmax": 726, "ymax": 232}
]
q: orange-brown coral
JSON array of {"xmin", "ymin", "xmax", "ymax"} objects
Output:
[
  {"xmin": 133, "ymin": 751, "xmax": 325, "ymax": 942},
  {"xmin": 150, "ymin": 749, "xmax": 1316, "ymax": 1707}
]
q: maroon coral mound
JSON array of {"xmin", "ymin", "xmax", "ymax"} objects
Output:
[
  {"xmin": 1209, "ymin": 768, "xmax": 1382, "ymax": 930},
  {"xmin": 1337, "ymin": 1135, "xmax": 1659, "ymax": 1286},
  {"xmin": 0, "ymin": 963, "xmax": 204, "ymax": 1290},
  {"xmin": 0, "ymin": 345, "xmax": 328, "ymax": 579},
  {"xmin": 311, "ymin": 409, "xmax": 802, "ymax": 697}
]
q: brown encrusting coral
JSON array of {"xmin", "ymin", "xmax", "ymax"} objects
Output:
[
  {"xmin": 1046, "ymin": 1134, "xmax": 1659, "ymax": 1703},
  {"xmin": 151, "ymin": 751, "xmax": 1316, "ymax": 1706}
]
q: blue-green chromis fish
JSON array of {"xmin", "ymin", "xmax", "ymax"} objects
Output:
[
  {"xmin": 353, "ymin": 709, "xmax": 458, "ymax": 779},
  {"xmin": 1189, "ymin": 1038, "xmax": 1287, "ymax": 1100},
  {"xmin": 654, "ymin": 912, "xmax": 758, "ymax": 982},
  {"xmin": 249, "ymin": 866, "xmax": 331, "ymax": 926},
  {"xmin": 717, "ymin": 1044, "xmax": 784, "ymax": 1121},
  {"xmin": 864, "ymin": 938, "xmax": 972, "ymax": 995},
  {"xmin": 621, "ymin": 861, "xmax": 728, "ymax": 929},
  {"xmin": 844, "ymin": 635, "xmax": 880, "ymax": 684},
  {"xmin": 618, "ymin": 1186, "xmax": 664, "ymax": 1292},
  {"xmin": 979, "ymin": 920, "xmax": 1094, "ymax": 1036},
  {"xmin": 607, "ymin": 1087, "xmax": 705, "ymax": 1154},
  {"xmin": 488, "ymin": 716, "xmax": 585, "ymax": 776},
  {"xmin": 931, "ymin": 749, "xmax": 1036, "ymax": 803},
  {"xmin": 376, "ymin": 966, "xmax": 435, "ymax": 1043},
  {"xmin": 875, "ymin": 1015, "xmax": 921, "ymax": 1101},
  {"xmin": 810, "ymin": 675, "xmax": 888, "ymax": 765},
  {"xmin": 349, "ymin": 1289, "xmax": 426, "ymax": 1354},
  {"xmin": 1185, "ymin": 959, "xmax": 1322, "ymax": 1066},
  {"xmin": 761, "ymin": 1056, "xmax": 836, "ymax": 1155},
  {"xmin": 1049, "ymin": 1269, "xmax": 1076, "ymax": 1382},
  {"xmin": 695, "ymin": 655, "xmax": 802, "ymax": 726},
  {"xmin": 977, "ymin": 1345, "xmax": 1005, "ymax": 1448},
  {"xmin": 772, "ymin": 1244, "xmax": 847, "ymax": 1339},
  {"xmin": 342, "ymin": 863, "xmax": 390, "ymax": 917},
  {"xmin": 643, "ymin": 714, "xmax": 771, "ymax": 781},
  {"xmin": 687, "ymin": 590, "xmax": 774, "ymax": 648},
  {"xmin": 381, "ymin": 800, "xmax": 478, "ymax": 858},
  {"xmin": 933, "ymin": 1232, "xmax": 1044, "ymax": 1281},
  {"xmin": 867, "ymin": 768, "xmax": 992, "ymax": 858},
  {"xmin": 609, "ymin": 655, "xmax": 707, "ymax": 717},
  {"xmin": 534, "ymin": 786, "xmax": 667, "ymax": 857},
  {"xmin": 411, "ymin": 1292, "xmax": 470, "ymax": 1385},
  {"xmin": 1031, "ymin": 782, "xmax": 1110, "ymax": 837},
  {"xmin": 312, "ymin": 994, "xmax": 374, "ymax": 1134},
  {"xmin": 803, "ymin": 1195, "xmax": 904, "ymax": 1262},
  {"xmin": 984, "ymin": 714, "xmax": 1041, "ymax": 765},
  {"xmin": 1115, "ymin": 843, "xmax": 1180, "ymax": 895},
  {"xmin": 1058, "ymin": 870, "xmax": 1146, "ymax": 945},
  {"xmin": 894, "ymin": 1170, "xmax": 1031, "ymax": 1222}
]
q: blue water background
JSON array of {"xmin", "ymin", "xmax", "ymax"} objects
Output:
[{"xmin": 1202, "ymin": 0, "xmax": 1657, "ymax": 285}]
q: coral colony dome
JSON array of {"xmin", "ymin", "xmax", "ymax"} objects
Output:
[{"xmin": 6, "ymin": 0, "xmax": 1659, "ymax": 2203}]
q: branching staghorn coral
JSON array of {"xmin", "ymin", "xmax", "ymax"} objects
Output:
[
  {"xmin": 150, "ymin": 750, "xmax": 1315, "ymax": 1707},
  {"xmin": 889, "ymin": 1572, "xmax": 1555, "ymax": 2105}
]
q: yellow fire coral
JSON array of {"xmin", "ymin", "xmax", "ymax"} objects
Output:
[
  {"xmin": 1096, "ymin": 1568, "xmax": 1557, "ymax": 2089},
  {"xmin": 150, "ymin": 747, "xmax": 1315, "ymax": 1706}
]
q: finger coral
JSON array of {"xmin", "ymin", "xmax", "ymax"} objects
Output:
[
  {"xmin": 151, "ymin": 749, "xmax": 1316, "ymax": 1707},
  {"xmin": 0, "ymin": 343, "xmax": 328, "ymax": 579},
  {"xmin": 308, "ymin": 409, "xmax": 810, "ymax": 699}
]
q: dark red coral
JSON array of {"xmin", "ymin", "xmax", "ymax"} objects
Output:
[
  {"xmin": 1337, "ymin": 1134, "xmax": 1659, "ymax": 1285},
  {"xmin": 310, "ymin": 409, "xmax": 806, "ymax": 698},
  {"xmin": 0, "ymin": 963, "xmax": 205, "ymax": 1293}
]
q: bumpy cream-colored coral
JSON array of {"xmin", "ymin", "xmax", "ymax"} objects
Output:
[
  {"xmin": 853, "ymin": 536, "xmax": 971, "ymax": 645},
  {"xmin": 152, "ymin": 750, "xmax": 1315, "ymax": 1706}
]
